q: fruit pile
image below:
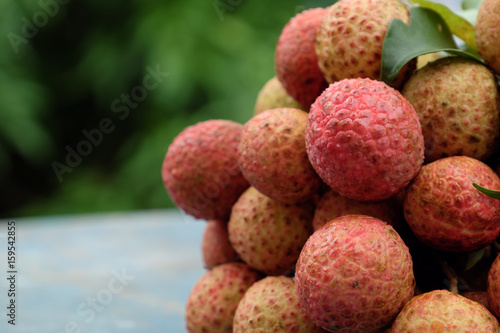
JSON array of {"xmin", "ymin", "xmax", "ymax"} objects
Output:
[{"xmin": 161, "ymin": 0, "xmax": 500, "ymax": 331}]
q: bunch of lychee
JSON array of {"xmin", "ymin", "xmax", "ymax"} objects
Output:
[{"xmin": 161, "ymin": 0, "xmax": 500, "ymax": 331}]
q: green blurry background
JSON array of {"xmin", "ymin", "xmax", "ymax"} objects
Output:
[{"xmin": 0, "ymin": 0, "xmax": 335, "ymax": 218}]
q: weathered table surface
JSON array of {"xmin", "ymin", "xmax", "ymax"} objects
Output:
[{"xmin": 0, "ymin": 210, "xmax": 206, "ymax": 333}]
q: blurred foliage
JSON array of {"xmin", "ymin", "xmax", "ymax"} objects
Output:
[{"xmin": 0, "ymin": 0, "xmax": 334, "ymax": 217}]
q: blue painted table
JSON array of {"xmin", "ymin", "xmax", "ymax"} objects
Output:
[{"xmin": 0, "ymin": 210, "xmax": 206, "ymax": 333}]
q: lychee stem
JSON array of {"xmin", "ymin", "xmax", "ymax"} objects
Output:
[{"xmin": 441, "ymin": 260, "xmax": 459, "ymax": 294}]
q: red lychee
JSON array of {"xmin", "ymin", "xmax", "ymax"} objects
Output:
[
  {"xmin": 306, "ymin": 78, "xmax": 424, "ymax": 201},
  {"xmin": 202, "ymin": 220, "xmax": 239, "ymax": 269},
  {"xmin": 488, "ymin": 254, "xmax": 500, "ymax": 318},
  {"xmin": 161, "ymin": 120, "xmax": 249, "ymax": 221},
  {"xmin": 295, "ymin": 214, "xmax": 415, "ymax": 332},
  {"xmin": 275, "ymin": 8, "xmax": 329, "ymax": 108},
  {"xmin": 404, "ymin": 156, "xmax": 500, "ymax": 252}
]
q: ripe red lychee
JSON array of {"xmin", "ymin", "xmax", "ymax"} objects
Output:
[
  {"xmin": 161, "ymin": 120, "xmax": 249, "ymax": 221},
  {"xmin": 392, "ymin": 290, "xmax": 500, "ymax": 332},
  {"xmin": 275, "ymin": 8, "xmax": 329, "ymax": 108},
  {"xmin": 476, "ymin": 0, "xmax": 500, "ymax": 75},
  {"xmin": 404, "ymin": 156, "xmax": 500, "ymax": 252},
  {"xmin": 254, "ymin": 76, "xmax": 304, "ymax": 115},
  {"xmin": 238, "ymin": 108, "xmax": 322, "ymax": 204},
  {"xmin": 306, "ymin": 78, "xmax": 424, "ymax": 201},
  {"xmin": 295, "ymin": 214, "xmax": 415, "ymax": 332},
  {"xmin": 228, "ymin": 187, "xmax": 314, "ymax": 276},
  {"xmin": 316, "ymin": 0, "xmax": 416, "ymax": 89},
  {"xmin": 402, "ymin": 57, "xmax": 500, "ymax": 162},
  {"xmin": 312, "ymin": 189, "xmax": 400, "ymax": 231},
  {"xmin": 488, "ymin": 254, "xmax": 500, "ymax": 318},
  {"xmin": 202, "ymin": 220, "xmax": 239, "ymax": 269},
  {"xmin": 233, "ymin": 276, "xmax": 325, "ymax": 333},
  {"xmin": 185, "ymin": 262, "xmax": 260, "ymax": 333}
]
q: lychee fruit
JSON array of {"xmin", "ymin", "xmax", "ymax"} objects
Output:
[
  {"xmin": 185, "ymin": 262, "xmax": 260, "ymax": 333},
  {"xmin": 391, "ymin": 290, "xmax": 500, "ymax": 332},
  {"xmin": 476, "ymin": 0, "xmax": 500, "ymax": 75},
  {"xmin": 275, "ymin": 8, "xmax": 329, "ymax": 108},
  {"xmin": 254, "ymin": 76, "xmax": 305, "ymax": 115},
  {"xmin": 295, "ymin": 214, "xmax": 415, "ymax": 332},
  {"xmin": 488, "ymin": 254, "xmax": 500, "ymax": 318},
  {"xmin": 316, "ymin": 0, "xmax": 416, "ymax": 89},
  {"xmin": 402, "ymin": 57, "xmax": 500, "ymax": 163},
  {"xmin": 462, "ymin": 291, "xmax": 491, "ymax": 312},
  {"xmin": 202, "ymin": 220, "xmax": 239, "ymax": 269},
  {"xmin": 306, "ymin": 78, "xmax": 424, "ymax": 202},
  {"xmin": 312, "ymin": 189, "xmax": 400, "ymax": 231},
  {"xmin": 238, "ymin": 108, "xmax": 322, "ymax": 204},
  {"xmin": 228, "ymin": 187, "xmax": 314, "ymax": 276},
  {"xmin": 233, "ymin": 276, "xmax": 325, "ymax": 333},
  {"xmin": 404, "ymin": 156, "xmax": 500, "ymax": 252},
  {"xmin": 161, "ymin": 119, "xmax": 249, "ymax": 221}
]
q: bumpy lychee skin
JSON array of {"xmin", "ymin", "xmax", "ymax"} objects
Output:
[
  {"xmin": 239, "ymin": 108, "xmax": 322, "ymax": 204},
  {"xmin": 295, "ymin": 215, "xmax": 415, "ymax": 332},
  {"xmin": 202, "ymin": 220, "xmax": 239, "ymax": 269},
  {"xmin": 392, "ymin": 290, "xmax": 500, "ymax": 332},
  {"xmin": 462, "ymin": 291, "xmax": 491, "ymax": 312},
  {"xmin": 316, "ymin": 0, "xmax": 415, "ymax": 89},
  {"xmin": 312, "ymin": 189, "xmax": 400, "ymax": 231},
  {"xmin": 228, "ymin": 187, "xmax": 314, "ymax": 276},
  {"xmin": 306, "ymin": 78, "xmax": 424, "ymax": 201},
  {"xmin": 488, "ymin": 254, "xmax": 500, "ymax": 318},
  {"xmin": 476, "ymin": 0, "xmax": 500, "ymax": 75},
  {"xmin": 161, "ymin": 120, "xmax": 249, "ymax": 221},
  {"xmin": 402, "ymin": 57, "xmax": 500, "ymax": 163},
  {"xmin": 275, "ymin": 8, "xmax": 329, "ymax": 108},
  {"xmin": 233, "ymin": 276, "xmax": 325, "ymax": 333},
  {"xmin": 404, "ymin": 156, "xmax": 500, "ymax": 252},
  {"xmin": 185, "ymin": 262, "xmax": 260, "ymax": 333},
  {"xmin": 254, "ymin": 77, "xmax": 305, "ymax": 115}
]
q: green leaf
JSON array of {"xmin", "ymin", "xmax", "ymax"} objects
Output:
[
  {"xmin": 381, "ymin": 7, "xmax": 483, "ymax": 84},
  {"xmin": 472, "ymin": 183, "xmax": 500, "ymax": 200},
  {"xmin": 412, "ymin": 0, "xmax": 477, "ymax": 48},
  {"xmin": 465, "ymin": 248, "xmax": 485, "ymax": 271}
]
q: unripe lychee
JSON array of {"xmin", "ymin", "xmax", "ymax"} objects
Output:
[
  {"xmin": 312, "ymin": 189, "xmax": 400, "ymax": 231},
  {"xmin": 476, "ymin": 0, "xmax": 500, "ymax": 75},
  {"xmin": 295, "ymin": 215, "xmax": 415, "ymax": 332},
  {"xmin": 233, "ymin": 276, "xmax": 325, "ymax": 333},
  {"xmin": 404, "ymin": 156, "xmax": 500, "ymax": 252},
  {"xmin": 306, "ymin": 78, "xmax": 424, "ymax": 201},
  {"xmin": 228, "ymin": 187, "xmax": 314, "ymax": 276},
  {"xmin": 392, "ymin": 290, "xmax": 500, "ymax": 332},
  {"xmin": 185, "ymin": 262, "xmax": 260, "ymax": 333},
  {"xmin": 402, "ymin": 57, "xmax": 500, "ymax": 162},
  {"xmin": 488, "ymin": 254, "xmax": 500, "ymax": 318},
  {"xmin": 202, "ymin": 220, "xmax": 239, "ymax": 269},
  {"xmin": 161, "ymin": 120, "xmax": 249, "ymax": 220},
  {"xmin": 238, "ymin": 108, "xmax": 322, "ymax": 204},
  {"xmin": 275, "ymin": 8, "xmax": 329, "ymax": 108},
  {"xmin": 316, "ymin": 0, "xmax": 415, "ymax": 89},
  {"xmin": 254, "ymin": 77, "xmax": 305, "ymax": 115}
]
